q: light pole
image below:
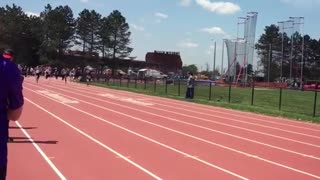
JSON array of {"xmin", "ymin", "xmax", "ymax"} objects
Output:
[
  {"xmin": 211, "ymin": 39, "xmax": 216, "ymax": 80},
  {"xmin": 278, "ymin": 20, "xmax": 293, "ymax": 82},
  {"xmin": 290, "ymin": 17, "xmax": 305, "ymax": 90},
  {"xmin": 268, "ymin": 43, "xmax": 272, "ymax": 85},
  {"xmin": 221, "ymin": 39, "xmax": 225, "ymax": 76}
]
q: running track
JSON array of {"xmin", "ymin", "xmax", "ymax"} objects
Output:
[{"xmin": 7, "ymin": 77, "xmax": 320, "ymax": 180}]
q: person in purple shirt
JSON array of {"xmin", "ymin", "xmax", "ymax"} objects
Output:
[{"xmin": 0, "ymin": 49, "xmax": 24, "ymax": 180}]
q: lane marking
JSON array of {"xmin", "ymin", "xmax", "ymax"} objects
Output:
[
  {"xmin": 25, "ymin": 85, "xmax": 320, "ymax": 179},
  {"xmin": 151, "ymin": 103, "xmax": 320, "ymax": 139},
  {"xmin": 25, "ymin": 98, "xmax": 162, "ymax": 180},
  {"xmin": 113, "ymin": 89, "xmax": 320, "ymax": 132},
  {"xmin": 184, "ymin": 155, "xmax": 199, "ymax": 158},
  {"xmin": 116, "ymin": 156, "xmax": 131, "ymax": 159},
  {"xmin": 31, "ymin": 82, "xmax": 320, "ymax": 152},
  {"xmin": 15, "ymin": 121, "xmax": 66, "ymax": 180},
  {"xmin": 55, "ymin": 80, "xmax": 320, "ymax": 132},
  {"xmin": 38, "ymin": 90, "xmax": 78, "ymax": 104},
  {"xmin": 25, "ymin": 87, "xmax": 249, "ymax": 180},
  {"xmin": 99, "ymin": 93, "xmax": 153, "ymax": 106}
]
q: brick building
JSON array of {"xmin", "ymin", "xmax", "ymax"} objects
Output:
[{"xmin": 145, "ymin": 51, "xmax": 183, "ymax": 73}]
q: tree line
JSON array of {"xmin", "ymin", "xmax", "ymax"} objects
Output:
[
  {"xmin": 256, "ymin": 24, "xmax": 320, "ymax": 82},
  {"xmin": 0, "ymin": 4, "xmax": 133, "ymax": 67},
  {"xmin": 184, "ymin": 24, "xmax": 320, "ymax": 82}
]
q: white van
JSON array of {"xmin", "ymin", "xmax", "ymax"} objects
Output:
[{"xmin": 137, "ymin": 69, "xmax": 167, "ymax": 79}]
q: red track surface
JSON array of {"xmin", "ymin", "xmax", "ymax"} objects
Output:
[{"xmin": 7, "ymin": 77, "xmax": 320, "ymax": 180}]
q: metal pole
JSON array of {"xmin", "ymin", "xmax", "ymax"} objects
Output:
[
  {"xmin": 300, "ymin": 19, "xmax": 305, "ymax": 90},
  {"xmin": 251, "ymin": 80, "xmax": 255, "ymax": 106},
  {"xmin": 289, "ymin": 17, "xmax": 304, "ymax": 90},
  {"xmin": 290, "ymin": 33, "xmax": 293, "ymax": 81},
  {"xmin": 244, "ymin": 17, "xmax": 249, "ymax": 86},
  {"xmin": 244, "ymin": 40, "xmax": 248, "ymax": 86},
  {"xmin": 213, "ymin": 41, "xmax": 217, "ymax": 80},
  {"xmin": 279, "ymin": 88, "xmax": 283, "ymax": 111},
  {"xmin": 313, "ymin": 88, "xmax": 318, "ymax": 117},
  {"xmin": 211, "ymin": 39, "xmax": 214, "ymax": 79},
  {"xmin": 221, "ymin": 40, "xmax": 225, "ymax": 75},
  {"xmin": 209, "ymin": 82, "xmax": 212, "ymax": 101},
  {"xmin": 268, "ymin": 43, "xmax": 271, "ymax": 84},
  {"xmin": 281, "ymin": 24, "xmax": 284, "ymax": 82}
]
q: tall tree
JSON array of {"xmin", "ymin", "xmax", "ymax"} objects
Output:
[
  {"xmin": 0, "ymin": 7, "xmax": 7, "ymax": 49},
  {"xmin": 256, "ymin": 24, "xmax": 320, "ymax": 82},
  {"xmin": 255, "ymin": 25, "xmax": 283, "ymax": 81},
  {"xmin": 41, "ymin": 4, "xmax": 75, "ymax": 58},
  {"xmin": 98, "ymin": 17, "xmax": 111, "ymax": 58},
  {"xmin": 107, "ymin": 10, "xmax": 133, "ymax": 59},
  {"xmin": 0, "ymin": 4, "xmax": 41, "ymax": 65},
  {"xmin": 76, "ymin": 9, "xmax": 101, "ymax": 54}
]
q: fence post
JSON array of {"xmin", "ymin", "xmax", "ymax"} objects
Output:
[
  {"xmin": 209, "ymin": 82, "xmax": 212, "ymax": 101},
  {"xmin": 135, "ymin": 78, "xmax": 137, "ymax": 89},
  {"xmin": 154, "ymin": 78, "xmax": 157, "ymax": 92},
  {"xmin": 313, "ymin": 83, "xmax": 318, "ymax": 117},
  {"xmin": 251, "ymin": 81, "xmax": 255, "ymax": 106},
  {"xmin": 178, "ymin": 79, "xmax": 181, "ymax": 96},
  {"xmin": 144, "ymin": 78, "xmax": 147, "ymax": 90},
  {"xmin": 120, "ymin": 77, "xmax": 122, "ymax": 87},
  {"xmin": 228, "ymin": 80, "xmax": 232, "ymax": 103},
  {"xmin": 107, "ymin": 77, "xmax": 109, "ymax": 86},
  {"xmin": 279, "ymin": 88, "xmax": 283, "ymax": 111},
  {"xmin": 127, "ymin": 78, "xmax": 130, "ymax": 88},
  {"xmin": 165, "ymin": 79, "xmax": 168, "ymax": 95}
]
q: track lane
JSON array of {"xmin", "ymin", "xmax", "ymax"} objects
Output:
[
  {"xmin": 33, "ymin": 81, "xmax": 320, "ymax": 154},
  {"xmin": 24, "ymin": 82, "xmax": 320, "ymax": 180},
  {"xmin": 23, "ymin": 86, "xmax": 245, "ymax": 180},
  {"xmin": 7, "ymin": 120, "xmax": 59, "ymax": 180},
  {"xmin": 19, "ymin": 96, "xmax": 160, "ymax": 180},
  {"xmin": 55, "ymin": 79, "xmax": 320, "ymax": 131}
]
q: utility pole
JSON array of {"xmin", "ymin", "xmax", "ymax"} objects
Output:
[
  {"xmin": 211, "ymin": 39, "xmax": 216, "ymax": 80},
  {"xmin": 289, "ymin": 17, "xmax": 305, "ymax": 90},
  {"xmin": 221, "ymin": 39, "xmax": 225, "ymax": 76},
  {"xmin": 268, "ymin": 43, "xmax": 272, "ymax": 85},
  {"xmin": 213, "ymin": 41, "xmax": 217, "ymax": 80},
  {"xmin": 278, "ymin": 20, "xmax": 294, "ymax": 82}
]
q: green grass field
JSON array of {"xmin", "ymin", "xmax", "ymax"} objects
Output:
[{"xmin": 92, "ymin": 79, "xmax": 320, "ymax": 123}]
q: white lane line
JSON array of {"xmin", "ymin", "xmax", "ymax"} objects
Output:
[
  {"xmin": 33, "ymin": 82, "xmax": 320, "ymax": 160},
  {"xmin": 151, "ymin": 102, "xmax": 320, "ymax": 139},
  {"xmin": 25, "ymin": 87, "xmax": 249, "ymax": 180},
  {"xmin": 57, "ymin": 80, "xmax": 320, "ymax": 132},
  {"xmin": 25, "ymin": 85, "xmax": 320, "ymax": 179},
  {"xmin": 31, "ymin": 82, "xmax": 320, "ymax": 149},
  {"xmin": 15, "ymin": 121, "xmax": 66, "ymax": 180},
  {"xmin": 25, "ymin": 98, "xmax": 162, "ymax": 180}
]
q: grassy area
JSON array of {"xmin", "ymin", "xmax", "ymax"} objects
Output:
[{"xmin": 91, "ymin": 79, "xmax": 320, "ymax": 124}]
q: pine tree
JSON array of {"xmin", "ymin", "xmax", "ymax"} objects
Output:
[{"xmin": 107, "ymin": 10, "xmax": 133, "ymax": 59}]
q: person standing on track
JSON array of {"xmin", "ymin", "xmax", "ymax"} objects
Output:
[
  {"xmin": 185, "ymin": 72, "xmax": 195, "ymax": 100},
  {"xmin": 0, "ymin": 50, "xmax": 24, "ymax": 180}
]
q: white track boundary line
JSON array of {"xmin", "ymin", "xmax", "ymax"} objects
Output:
[
  {"xmin": 25, "ymin": 85, "xmax": 320, "ymax": 179},
  {"xmin": 25, "ymin": 98, "xmax": 162, "ymax": 180},
  {"xmin": 32, "ymin": 83, "xmax": 320, "ymax": 161},
  {"xmin": 31, "ymin": 82, "xmax": 320, "ymax": 149},
  {"xmin": 67, "ymin": 81, "xmax": 320, "ymax": 134},
  {"xmin": 51, "ymin": 79, "xmax": 320, "ymax": 131},
  {"xmin": 15, "ymin": 121, "xmax": 66, "ymax": 180},
  {"xmin": 151, "ymin": 102, "xmax": 320, "ymax": 139},
  {"xmin": 24, "ymin": 87, "xmax": 249, "ymax": 180}
]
